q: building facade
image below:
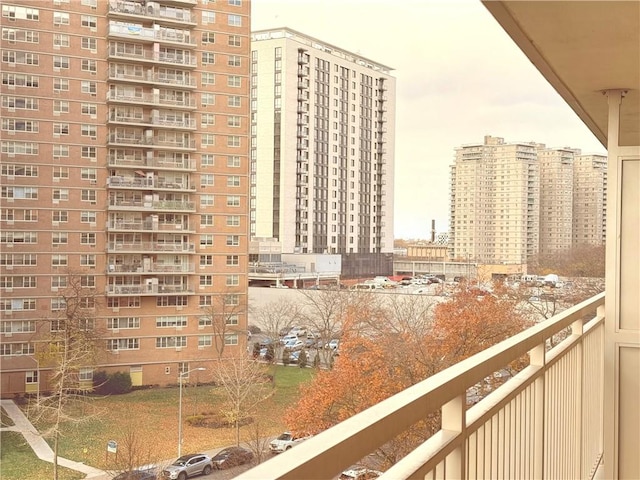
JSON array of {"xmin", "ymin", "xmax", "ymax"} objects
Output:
[
  {"xmin": 249, "ymin": 28, "xmax": 395, "ymax": 261},
  {"xmin": 450, "ymin": 135, "xmax": 607, "ymax": 266},
  {"xmin": 537, "ymin": 144, "xmax": 575, "ymax": 255},
  {"xmin": 573, "ymin": 153, "xmax": 607, "ymax": 246},
  {"xmin": 0, "ymin": 0, "xmax": 251, "ymax": 396},
  {"xmin": 450, "ymin": 135, "xmax": 539, "ymax": 265}
]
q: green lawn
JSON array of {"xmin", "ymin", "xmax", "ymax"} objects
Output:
[
  {"xmin": 21, "ymin": 365, "xmax": 315, "ymax": 470},
  {"xmin": 0, "ymin": 431, "xmax": 83, "ymax": 480},
  {"xmin": 1, "ymin": 407, "xmax": 14, "ymax": 427}
]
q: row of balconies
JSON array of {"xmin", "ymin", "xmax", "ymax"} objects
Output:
[
  {"xmin": 107, "ymin": 176, "xmax": 193, "ymax": 191},
  {"xmin": 107, "ymin": 241, "xmax": 195, "ymax": 253},
  {"xmin": 108, "ymin": 154, "xmax": 195, "ymax": 171},
  {"xmin": 107, "ymin": 112, "xmax": 197, "ymax": 130},
  {"xmin": 108, "ymin": 23, "xmax": 196, "ymax": 47},
  {"xmin": 106, "ymin": 220, "xmax": 192, "ymax": 232},
  {"xmin": 107, "ymin": 91, "xmax": 196, "ymax": 108},
  {"xmin": 107, "ymin": 262, "xmax": 194, "ymax": 274},
  {"xmin": 108, "ymin": 1, "xmax": 196, "ymax": 26},
  {"xmin": 107, "ymin": 134, "xmax": 196, "ymax": 150},
  {"xmin": 108, "ymin": 69, "xmax": 196, "ymax": 88},
  {"xmin": 108, "ymin": 241, "xmax": 195, "ymax": 253},
  {"xmin": 105, "ymin": 283, "xmax": 193, "ymax": 296},
  {"xmin": 108, "ymin": 198, "xmax": 196, "ymax": 212},
  {"xmin": 108, "ymin": 46, "xmax": 197, "ymax": 68}
]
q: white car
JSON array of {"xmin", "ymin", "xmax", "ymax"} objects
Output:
[
  {"xmin": 280, "ymin": 334, "xmax": 298, "ymax": 345},
  {"xmin": 269, "ymin": 432, "xmax": 311, "ymax": 453},
  {"xmin": 289, "ymin": 326, "xmax": 308, "ymax": 337},
  {"xmin": 283, "ymin": 339, "xmax": 304, "ymax": 351}
]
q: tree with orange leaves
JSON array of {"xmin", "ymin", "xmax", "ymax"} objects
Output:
[{"xmin": 284, "ymin": 282, "xmax": 532, "ymax": 468}]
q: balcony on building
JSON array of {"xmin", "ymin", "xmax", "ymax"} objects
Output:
[
  {"xmin": 106, "ymin": 90, "xmax": 196, "ymax": 109},
  {"xmin": 105, "ymin": 280, "xmax": 194, "ymax": 296},
  {"xmin": 106, "ymin": 215, "xmax": 193, "ymax": 233},
  {"xmin": 107, "ymin": 45, "xmax": 197, "ymax": 68},
  {"xmin": 107, "ymin": 0, "xmax": 197, "ymax": 26},
  {"xmin": 107, "ymin": 132, "xmax": 196, "ymax": 151},
  {"xmin": 107, "ymin": 110, "xmax": 197, "ymax": 130},
  {"xmin": 107, "ymin": 241, "xmax": 195, "ymax": 254},
  {"xmin": 108, "ymin": 67, "xmax": 197, "ymax": 89},
  {"xmin": 106, "ymin": 257, "xmax": 194, "ymax": 274},
  {"xmin": 107, "ymin": 22, "xmax": 196, "ymax": 48},
  {"xmin": 108, "ymin": 196, "xmax": 196, "ymax": 213},
  {"xmin": 108, "ymin": 151, "xmax": 195, "ymax": 171}
]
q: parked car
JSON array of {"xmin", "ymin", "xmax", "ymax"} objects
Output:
[
  {"xmin": 280, "ymin": 334, "xmax": 298, "ymax": 345},
  {"xmin": 286, "ymin": 350, "xmax": 302, "ymax": 364},
  {"xmin": 304, "ymin": 338, "xmax": 318, "ymax": 349},
  {"xmin": 162, "ymin": 453, "xmax": 213, "ymax": 479},
  {"xmin": 283, "ymin": 339, "xmax": 304, "ymax": 351},
  {"xmin": 269, "ymin": 431, "xmax": 312, "ymax": 453},
  {"xmin": 289, "ymin": 325, "xmax": 308, "ymax": 337},
  {"xmin": 307, "ymin": 330, "xmax": 321, "ymax": 339},
  {"xmin": 279, "ymin": 327, "xmax": 292, "ymax": 337},
  {"xmin": 211, "ymin": 446, "xmax": 254, "ymax": 470},
  {"xmin": 259, "ymin": 338, "xmax": 276, "ymax": 348},
  {"xmin": 338, "ymin": 466, "xmax": 383, "ymax": 480},
  {"xmin": 114, "ymin": 470, "xmax": 156, "ymax": 480},
  {"xmin": 325, "ymin": 339, "xmax": 340, "ymax": 350}
]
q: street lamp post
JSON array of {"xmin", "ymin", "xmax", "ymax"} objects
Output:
[{"xmin": 178, "ymin": 367, "xmax": 206, "ymax": 457}]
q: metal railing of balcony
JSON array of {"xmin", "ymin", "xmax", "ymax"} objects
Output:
[
  {"xmin": 107, "ymin": 134, "xmax": 196, "ymax": 149},
  {"xmin": 107, "ymin": 242, "xmax": 195, "ymax": 253},
  {"xmin": 108, "ymin": 70, "xmax": 197, "ymax": 88},
  {"xmin": 108, "ymin": 1, "xmax": 196, "ymax": 25},
  {"xmin": 106, "ymin": 263, "xmax": 194, "ymax": 274},
  {"xmin": 105, "ymin": 284, "xmax": 193, "ymax": 295},
  {"xmin": 108, "ymin": 155, "xmax": 195, "ymax": 171},
  {"xmin": 108, "ymin": 198, "xmax": 195, "ymax": 211},
  {"xmin": 107, "ymin": 46, "xmax": 197, "ymax": 67},
  {"xmin": 107, "ymin": 91, "xmax": 196, "ymax": 108},
  {"xmin": 108, "ymin": 24, "xmax": 196, "ymax": 46},
  {"xmin": 106, "ymin": 220, "xmax": 192, "ymax": 232},
  {"xmin": 107, "ymin": 113, "xmax": 196, "ymax": 129},
  {"xmin": 237, "ymin": 292, "xmax": 605, "ymax": 480}
]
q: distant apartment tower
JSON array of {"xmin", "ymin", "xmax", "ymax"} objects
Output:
[
  {"xmin": 573, "ymin": 153, "xmax": 607, "ymax": 246},
  {"xmin": 0, "ymin": 0, "xmax": 251, "ymax": 396},
  {"xmin": 450, "ymin": 135, "xmax": 539, "ymax": 265},
  {"xmin": 249, "ymin": 28, "xmax": 395, "ymax": 271},
  {"xmin": 537, "ymin": 145, "xmax": 575, "ymax": 255}
]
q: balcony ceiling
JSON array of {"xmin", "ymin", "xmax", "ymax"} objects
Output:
[{"xmin": 483, "ymin": 1, "xmax": 640, "ymax": 148}]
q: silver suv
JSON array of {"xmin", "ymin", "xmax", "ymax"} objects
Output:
[{"xmin": 162, "ymin": 454, "xmax": 213, "ymax": 480}]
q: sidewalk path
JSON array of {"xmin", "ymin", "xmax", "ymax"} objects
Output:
[{"xmin": 1, "ymin": 399, "xmax": 106, "ymax": 479}]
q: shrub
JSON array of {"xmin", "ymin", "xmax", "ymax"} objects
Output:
[
  {"xmin": 281, "ymin": 349, "xmax": 290, "ymax": 365},
  {"xmin": 94, "ymin": 371, "xmax": 132, "ymax": 395}
]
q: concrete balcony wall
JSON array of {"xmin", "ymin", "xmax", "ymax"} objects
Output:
[{"xmin": 237, "ymin": 293, "xmax": 605, "ymax": 480}]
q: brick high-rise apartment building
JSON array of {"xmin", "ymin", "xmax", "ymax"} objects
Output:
[
  {"xmin": 0, "ymin": 0, "xmax": 251, "ymax": 396},
  {"xmin": 249, "ymin": 29, "xmax": 396, "ymax": 274}
]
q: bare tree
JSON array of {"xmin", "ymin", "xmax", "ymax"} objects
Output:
[
  {"xmin": 199, "ymin": 291, "xmax": 248, "ymax": 359},
  {"xmin": 244, "ymin": 414, "xmax": 273, "ymax": 465},
  {"xmin": 250, "ymin": 297, "xmax": 300, "ymax": 342},
  {"xmin": 212, "ymin": 354, "xmax": 275, "ymax": 446},
  {"xmin": 105, "ymin": 421, "xmax": 162, "ymax": 479},
  {"xmin": 27, "ymin": 273, "xmax": 104, "ymax": 480}
]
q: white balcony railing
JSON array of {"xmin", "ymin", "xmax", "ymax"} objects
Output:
[{"xmin": 238, "ymin": 292, "xmax": 605, "ymax": 480}]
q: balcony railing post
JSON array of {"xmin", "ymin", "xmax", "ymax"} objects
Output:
[
  {"xmin": 530, "ymin": 343, "xmax": 545, "ymax": 479},
  {"xmin": 442, "ymin": 394, "xmax": 465, "ymax": 478}
]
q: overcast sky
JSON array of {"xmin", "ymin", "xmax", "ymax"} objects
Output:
[{"xmin": 251, "ymin": 0, "xmax": 607, "ymax": 240}]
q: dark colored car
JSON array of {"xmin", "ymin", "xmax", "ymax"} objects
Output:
[
  {"xmin": 211, "ymin": 446, "xmax": 254, "ymax": 470},
  {"xmin": 113, "ymin": 470, "xmax": 156, "ymax": 480}
]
